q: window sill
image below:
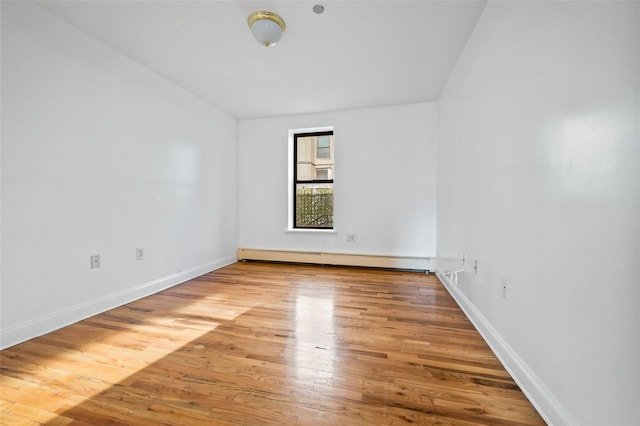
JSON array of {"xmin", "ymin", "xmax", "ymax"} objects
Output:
[{"xmin": 285, "ymin": 228, "xmax": 337, "ymax": 234}]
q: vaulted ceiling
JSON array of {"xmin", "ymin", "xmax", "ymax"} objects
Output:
[{"xmin": 38, "ymin": 1, "xmax": 486, "ymax": 119}]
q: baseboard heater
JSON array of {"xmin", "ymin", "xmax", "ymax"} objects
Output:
[{"xmin": 237, "ymin": 248, "xmax": 433, "ymax": 272}]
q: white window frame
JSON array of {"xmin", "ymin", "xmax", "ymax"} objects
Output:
[{"xmin": 287, "ymin": 126, "xmax": 336, "ymax": 233}]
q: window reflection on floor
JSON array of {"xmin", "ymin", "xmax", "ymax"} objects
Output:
[{"xmin": 294, "ymin": 289, "xmax": 336, "ymax": 384}]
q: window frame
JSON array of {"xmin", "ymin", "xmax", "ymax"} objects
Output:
[{"xmin": 288, "ymin": 127, "xmax": 335, "ymax": 232}]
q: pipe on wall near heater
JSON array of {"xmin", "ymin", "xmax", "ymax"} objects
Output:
[{"xmin": 444, "ymin": 269, "xmax": 466, "ymax": 286}]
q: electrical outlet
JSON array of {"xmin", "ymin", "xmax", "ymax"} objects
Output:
[
  {"xmin": 473, "ymin": 260, "xmax": 479, "ymax": 275},
  {"xmin": 502, "ymin": 278, "xmax": 508, "ymax": 300},
  {"xmin": 462, "ymin": 253, "xmax": 466, "ymax": 266},
  {"xmin": 136, "ymin": 247, "xmax": 144, "ymax": 261},
  {"xmin": 346, "ymin": 233, "xmax": 356, "ymax": 242},
  {"xmin": 90, "ymin": 254, "xmax": 100, "ymax": 269}
]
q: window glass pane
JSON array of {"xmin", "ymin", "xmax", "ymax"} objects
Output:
[
  {"xmin": 317, "ymin": 137, "xmax": 330, "ymax": 148},
  {"xmin": 295, "ymin": 183, "xmax": 334, "ymax": 228},
  {"xmin": 316, "ymin": 169, "xmax": 329, "ymax": 180},
  {"xmin": 316, "ymin": 136, "xmax": 331, "ymax": 159}
]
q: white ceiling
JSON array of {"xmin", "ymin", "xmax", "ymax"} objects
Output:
[{"xmin": 38, "ymin": 1, "xmax": 486, "ymax": 120}]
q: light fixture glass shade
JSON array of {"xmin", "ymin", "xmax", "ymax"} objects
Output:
[{"xmin": 248, "ymin": 11, "xmax": 286, "ymax": 47}]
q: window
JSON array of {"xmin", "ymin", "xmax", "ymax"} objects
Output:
[
  {"xmin": 316, "ymin": 169, "xmax": 329, "ymax": 180},
  {"xmin": 316, "ymin": 136, "xmax": 331, "ymax": 159},
  {"xmin": 293, "ymin": 131, "xmax": 334, "ymax": 229}
]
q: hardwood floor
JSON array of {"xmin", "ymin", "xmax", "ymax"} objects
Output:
[{"xmin": 0, "ymin": 262, "xmax": 545, "ymax": 425}]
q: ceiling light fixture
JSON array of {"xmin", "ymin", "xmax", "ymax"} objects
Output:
[{"xmin": 247, "ymin": 11, "xmax": 286, "ymax": 47}]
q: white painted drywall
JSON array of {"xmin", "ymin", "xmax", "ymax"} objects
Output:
[
  {"xmin": 0, "ymin": 2, "xmax": 238, "ymax": 348},
  {"xmin": 437, "ymin": 1, "xmax": 639, "ymax": 424},
  {"xmin": 238, "ymin": 103, "xmax": 437, "ymax": 258}
]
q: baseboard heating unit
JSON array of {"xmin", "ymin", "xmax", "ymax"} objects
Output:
[{"xmin": 237, "ymin": 248, "xmax": 433, "ymax": 272}]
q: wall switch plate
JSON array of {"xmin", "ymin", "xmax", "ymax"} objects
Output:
[
  {"xmin": 136, "ymin": 247, "xmax": 144, "ymax": 261},
  {"xmin": 91, "ymin": 254, "xmax": 100, "ymax": 269},
  {"xmin": 462, "ymin": 253, "xmax": 466, "ymax": 266},
  {"xmin": 347, "ymin": 233, "xmax": 356, "ymax": 242},
  {"xmin": 473, "ymin": 260, "xmax": 479, "ymax": 275}
]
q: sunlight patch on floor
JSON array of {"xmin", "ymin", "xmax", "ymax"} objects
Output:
[{"xmin": 0, "ymin": 299, "xmax": 261, "ymax": 425}]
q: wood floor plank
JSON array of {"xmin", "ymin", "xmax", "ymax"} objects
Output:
[{"xmin": 0, "ymin": 262, "xmax": 545, "ymax": 425}]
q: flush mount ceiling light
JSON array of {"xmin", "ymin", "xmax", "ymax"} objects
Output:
[{"xmin": 247, "ymin": 11, "xmax": 286, "ymax": 47}]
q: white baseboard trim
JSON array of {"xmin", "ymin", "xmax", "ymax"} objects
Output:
[
  {"xmin": 0, "ymin": 255, "xmax": 237, "ymax": 350},
  {"xmin": 435, "ymin": 266, "xmax": 576, "ymax": 426},
  {"xmin": 237, "ymin": 248, "xmax": 434, "ymax": 271}
]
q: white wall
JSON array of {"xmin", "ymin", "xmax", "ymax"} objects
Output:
[
  {"xmin": 437, "ymin": 2, "xmax": 639, "ymax": 424},
  {"xmin": 238, "ymin": 103, "xmax": 437, "ymax": 258},
  {"xmin": 0, "ymin": 2, "xmax": 238, "ymax": 348}
]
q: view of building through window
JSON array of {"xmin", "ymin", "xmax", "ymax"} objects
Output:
[{"xmin": 294, "ymin": 131, "xmax": 334, "ymax": 229}]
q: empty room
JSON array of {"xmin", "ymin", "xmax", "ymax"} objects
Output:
[{"xmin": 1, "ymin": 1, "xmax": 638, "ymax": 425}]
